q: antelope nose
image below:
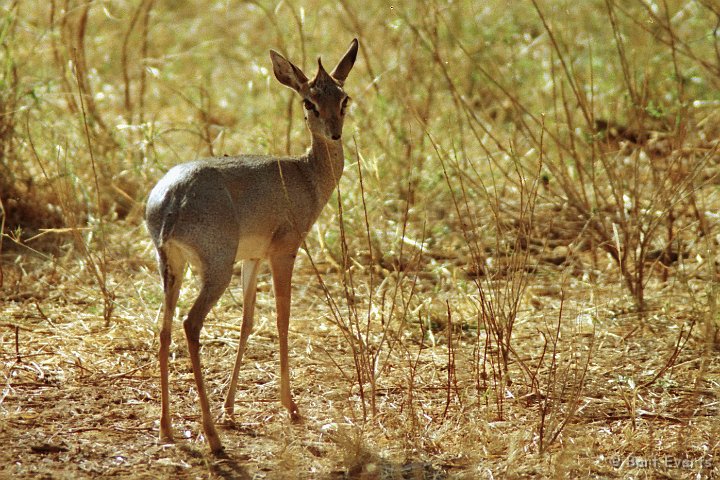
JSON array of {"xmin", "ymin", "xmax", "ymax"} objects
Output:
[{"xmin": 332, "ymin": 134, "xmax": 341, "ymax": 140}]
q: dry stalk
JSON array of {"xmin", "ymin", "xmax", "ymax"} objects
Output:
[
  {"xmin": 70, "ymin": 51, "xmax": 115, "ymax": 325},
  {"xmin": 121, "ymin": 0, "xmax": 154, "ymax": 125},
  {"xmin": 0, "ymin": 1, "xmax": 21, "ymax": 199},
  {"xmin": 614, "ymin": 0, "xmax": 720, "ymax": 79},
  {"xmin": 246, "ymin": 0, "xmax": 306, "ymax": 155},
  {"xmin": 0, "ymin": 2, "xmax": 19, "ymax": 158},
  {"xmin": 530, "ymin": 0, "xmax": 714, "ymax": 313},
  {"xmin": 537, "ymin": 292, "xmax": 594, "ymax": 453},
  {"xmin": 303, "ymin": 135, "xmax": 420, "ymax": 421},
  {"xmin": 121, "ymin": 1, "xmax": 144, "ymax": 119},
  {"xmin": 639, "ymin": 320, "xmax": 694, "ymax": 389},
  {"xmin": 49, "ymin": 0, "xmax": 78, "ymax": 117},
  {"xmin": 401, "ymin": 313, "xmax": 425, "ymax": 438},
  {"xmin": 138, "ymin": 0, "xmax": 153, "ymax": 124},
  {"xmin": 197, "ymin": 84, "xmax": 216, "ymax": 157},
  {"xmin": 23, "ymin": 120, "xmax": 118, "ymax": 326},
  {"xmin": 428, "ymin": 107, "xmax": 542, "ymax": 419},
  {"xmin": 49, "ymin": 0, "xmax": 117, "ymax": 151},
  {"xmin": 441, "ymin": 300, "xmax": 461, "ymax": 421},
  {"xmin": 0, "ymin": 197, "xmax": 4, "ymax": 288}
]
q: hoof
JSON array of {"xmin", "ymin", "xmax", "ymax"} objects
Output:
[
  {"xmin": 206, "ymin": 432, "xmax": 224, "ymax": 454},
  {"xmin": 219, "ymin": 411, "xmax": 236, "ymax": 427},
  {"xmin": 159, "ymin": 433, "xmax": 175, "ymax": 445},
  {"xmin": 207, "ymin": 437, "xmax": 224, "ymax": 454}
]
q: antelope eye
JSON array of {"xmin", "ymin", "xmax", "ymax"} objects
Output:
[
  {"xmin": 341, "ymin": 96, "xmax": 350, "ymax": 115},
  {"xmin": 303, "ymin": 99, "xmax": 320, "ymax": 117}
]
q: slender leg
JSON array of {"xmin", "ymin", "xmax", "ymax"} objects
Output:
[
  {"xmin": 158, "ymin": 249, "xmax": 184, "ymax": 445},
  {"xmin": 269, "ymin": 253, "xmax": 300, "ymax": 420},
  {"xmin": 222, "ymin": 258, "xmax": 260, "ymax": 419},
  {"xmin": 183, "ymin": 269, "xmax": 232, "ymax": 454}
]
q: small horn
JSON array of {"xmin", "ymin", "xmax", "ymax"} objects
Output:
[{"xmin": 314, "ymin": 56, "xmax": 335, "ymax": 85}]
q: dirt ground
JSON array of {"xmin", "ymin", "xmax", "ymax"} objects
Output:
[{"xmin": 2, "ymin": 246, "xmax": 718, "ymax": 479}]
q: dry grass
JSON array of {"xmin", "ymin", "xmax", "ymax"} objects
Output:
[{"xmin": 2, "ymin": 0, "xmax": 720, "ymax": 478}]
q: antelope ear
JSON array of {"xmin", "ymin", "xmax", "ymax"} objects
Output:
[
  {"xmin": 270, "ymin": 50, "xmax": 309, "ymax": 93},
  {"xmin": 330, "ymin": 38, "xmax": 359, "ymax": 84}
]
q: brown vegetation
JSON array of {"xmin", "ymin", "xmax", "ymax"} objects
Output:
[{"xmin": 1, "ymin": 0, "xmax": 719, "ymax": 478}]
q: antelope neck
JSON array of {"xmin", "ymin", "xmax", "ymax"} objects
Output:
[{"xmin": 308, "ymin": 133, "xmax": 345, "ymax": 199}]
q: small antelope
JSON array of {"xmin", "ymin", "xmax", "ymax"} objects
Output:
[{"xmin": 145, "ymin": 39, "xmax": 358, "ymax": 453}]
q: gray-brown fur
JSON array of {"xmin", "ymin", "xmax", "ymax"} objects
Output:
[{"xmin": 145, "ymin": 39, "xmax": 359, "ymax": 453}]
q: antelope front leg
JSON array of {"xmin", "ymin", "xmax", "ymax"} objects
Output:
[
  {"xmin": 269, "ymin": 253, "xmax": 300, "ymax": 420},
  {"xmin": 223, "ymin": 258, "xmax": 260, "ymax": 421}
]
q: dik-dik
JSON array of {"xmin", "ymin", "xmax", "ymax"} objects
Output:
[{"xmin": 145, "ymin": 39, "xmax": 358, "ymax": 453}]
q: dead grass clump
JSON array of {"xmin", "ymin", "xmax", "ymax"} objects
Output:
[{"xmin": 0, "ymin": 181, "xmax": 65, "ymax": 238}]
